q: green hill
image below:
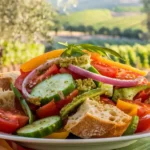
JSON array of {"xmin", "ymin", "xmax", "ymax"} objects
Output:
[
  {"xmin": 95, "ymin": 14, "xmax": 147, "ymax": 31},
  {"xmin": 113, "ymin": 6, "xmax": 142, "ymax": 12},
  {"xmin": 59, "ymin": 9, "xmax": 112, "ymax": 26},
  {"xmin": 58, "ymin": 9, "xmax": 147, "ymax": 32}
]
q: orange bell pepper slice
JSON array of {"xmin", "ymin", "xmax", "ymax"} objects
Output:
[
  {"xmin": 21, "ymin": 49, "xmax": 64, "ymax": 72},
  {"xmin": 45, "ymin": 129, "xmax": 69, "ymax": 139},
  {"xmin": 90, "ymin": 53, "xmax": 147, "ymax": 76},
  {"xmin": 117, "ymin": 100, "xmax": 138, "ymax": 116},
  {"xmin": 0, "ymin": 139, "xmax": 13, "ymax": 150}
]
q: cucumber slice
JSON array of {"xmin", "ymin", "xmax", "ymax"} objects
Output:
[
  {"xmin": 17, "ymin": 116, "xmax": 62, "ymax": 138},
  {"xmin": 88, "ymin": 66, "xmax": 101, "ymax": 87},
  {"xmin": 31, "ymin": 74, "xmax": 76, "ymax": 105},
  {"xmin": 123, "ymin": 116, "xmax": 139, "ymax": 135},
  {"xmin": 60, "ymin": 88, "xmax": 110, "ymax": 119}
]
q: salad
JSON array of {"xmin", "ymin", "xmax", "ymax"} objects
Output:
[{"xmin": 0, "ymin": 43, "xmax": 150, "ymax": 139}]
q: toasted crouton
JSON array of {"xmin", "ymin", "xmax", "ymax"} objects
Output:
[
  {"xmin": 0, "ymin": 89, "xmax": 15, "ymax": 109},
  {"xmin": 65, "ymin": 99, "xmax": 132, "ymax": 138},
  {"xmin": 0, "ymin": 71, "xmax": 20, "ymax": 90}
]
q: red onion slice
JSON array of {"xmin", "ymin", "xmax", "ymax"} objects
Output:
[
  {"xmin": 68, "ymin": 64, "xmax": 142, "ymax": 87},
  {"xmin": 22, "ymin": 58, "xmax": 59, "ymax": 104}
]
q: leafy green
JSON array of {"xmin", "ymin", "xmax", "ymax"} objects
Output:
[{"xmin": 59, "ymin": 42, "xmax": 123, "ymax": 60}]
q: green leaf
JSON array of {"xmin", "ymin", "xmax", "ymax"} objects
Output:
[
  {"xmin": 80, "ymin": 44, "xmax": 123, "ymax": 59},
  {"xmin": 58, "ymin": 42, "xmax": 124, "ymax": 60},
  {"xmin": 58, "ymin": 42, "xmax": 68, "ymax": 47}
]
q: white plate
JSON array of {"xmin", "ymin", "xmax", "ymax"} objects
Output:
[{"xmin": 0, "ymin": 132, "xmax": 150, "ymax": 150}]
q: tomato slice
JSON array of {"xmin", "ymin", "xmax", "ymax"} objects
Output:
[
  {"xmin": 0, "ymin": 109, "xmax": 29, "ymax": 134},
  {"xmin": 36, "ymin": 90, "xmax": 79, "ymax": 119},
  {"xmin": 56, "ymin": 89, "xmax": 79, "ymax": 110},
  {"xmin": 15, "ymin": 71, "xmax": 30, "ymax": 91},
  {"xmin": 136, "ymin": 103, "xmax": 150, "ymax": 118},
  {"xmin": 92, "ymin": 62, "xmax": 118, "ymax": 78},
  {"xmin": 134, "ymin": 88, "xmax": 150, "ymax": 103},
  {"xmin": 36, "ymin": 100, "xmax": 59, "ymax": 119},
  {"xmin": 0, "ymin": 109, "xmax": 19, "ymax": 133},
  {"xmin": 29, "ymin": 64, "xmax": 59, "ymax": 88},
  {"xmin": 14, "ymin": 115, "xmax": 29, "ymax": 128},
  {"xmin": 59, "ymin": 68, "xmax": 83, "ymax": 79},
  {"xmin": 136, "ymin": 114, "xmax": 150, "ymax": 133},
  {"xmin": 134, "ymin": 91, "xmax": 149, "ymax": 103},
  {"xmin": 100, "ymin": 96, "xmax": 115, "ymax": 106}
]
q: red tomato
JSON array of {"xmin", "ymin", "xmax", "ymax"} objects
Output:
[
  {"xmin": 0, "ymin": 109, "xmax": 28, "ymax": 133},
  {"xmin": 100, "ymin": 96, "xmax": 115, "ymax": 106},
  {"xmin": 116, "ymin": 69, "xmax": 148, "ymax": 81},
  {"xmin": 134, "ymin": 88, "xmax": 150, "ymax": 103},
  {"xmin": 15, "ymin": 71, "xmax": 30, "ymax": 91},
  {"xmin": 92, "ymin": 62, "xmax": 118, "ymax": 78},
  {"xmin": 136, "ymin": 114, "xmax": 150, "ymax": 133},
  {"xmin": 29, "ymin": 64, "xmax": 59, "ymax": 88},
  {"xmin": 0, "ymin": 114, "xmax": 19, "ymax": 133},
  {"xmin": 36, "ymin": 100, "xmax": 59, "ymax": 119},
  {"xmin": 14, "ymin": 115, "xmax": 29, "ymax": 128},
  {"xmin": 134, "ymin": 91, "xmax": 149, "ymax": 103},
  {"xmin": 59, "ymin": 68, "xmax": 83, "ymax": 79},
  {"xmin": 136, "ymin": 103, "xmax": 150, "ymax": 118},
  {"xmin": 56, "ymin": 90, "xmax": 79, "ymax": 110}
]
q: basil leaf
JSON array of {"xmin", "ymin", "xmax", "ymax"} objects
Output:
[{"xmin": 58, "ymin": 42, "xmax": 124, "ymax": 60}]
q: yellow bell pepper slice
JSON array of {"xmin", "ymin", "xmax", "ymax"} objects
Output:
[
  {"xmin": 21, "ymin": 49, "xmax": 64, "ymax": 72},
  {"xmin": 45, "ymin": 129, "xmax": 69, "ymax": 139},
  {"xmin": 117, "ymin": 100, "xmax": 138, "ymax": 116},
  {"xmin": 90, "ymin": 52, "xmax": 147, "ymax": 76},
  {"xmin": 0, "ymin": 139, "xmax": 13, "ymax": 150}
]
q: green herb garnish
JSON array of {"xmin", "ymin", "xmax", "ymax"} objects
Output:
[{"xmin": 59, "ymin": 42, "xmax": 123, "ymax": 60}]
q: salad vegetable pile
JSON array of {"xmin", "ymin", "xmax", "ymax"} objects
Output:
[{"xmin": 1, "ymin": 43, "xmax": 150, "ymax": 139}]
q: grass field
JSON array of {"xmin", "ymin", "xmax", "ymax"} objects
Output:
[
  {"xmin": 59, "ymin": 9, "xmax": 112, "ymax": 26},
  {"xmin": 59, "ymin": 9, "xmax": 147, "ymax": 32}
]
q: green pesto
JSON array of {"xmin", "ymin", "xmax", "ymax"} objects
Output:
[
  {"xmin": 75, "ymin": 78, "xmax": 96, "ymax": 91},
  {"xmin": 59, "ymin": 55, "xmax": 91, "ymax": 69}
]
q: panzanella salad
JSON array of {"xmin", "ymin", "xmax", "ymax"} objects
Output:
[{"xmin": 0, "ymin": 43, "xmax": 150, "ymax": 139}]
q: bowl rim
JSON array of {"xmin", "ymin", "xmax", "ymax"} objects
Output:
[{"xmin": 0, "ymin": 132, "xmax": 150, "ymax": 144}]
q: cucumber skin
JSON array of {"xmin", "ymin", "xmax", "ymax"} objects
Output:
[
  {"xmin": 17, "ymin": 116, "xmax": 62, "ymax": 138},
  {"xmin": 123, "ymin": 116, "xmax": 139, "ymax": 135},
  {"xmin": 60, "ymin": 88, "xmax": 103, "ymax": 119},
  {"xmin": 10, "ymin": 83, "xmax": 34, "ymax": 124}
]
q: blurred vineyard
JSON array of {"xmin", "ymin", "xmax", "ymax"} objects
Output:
[{"xmin": 106, "ymin": 44, "xmax": 150, "ymax": 69}]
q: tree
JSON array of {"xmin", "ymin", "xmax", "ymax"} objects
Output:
[
  {"xmin": 142, "ymin": 0, "xmax": 150, "ymax": 38},
  {"xmin": 77, "ymin": 25, "xmax": 87, "ymax": 32},
  {"xmin": 123, "ymin": 29, "xmax": 133, "ymax": 38},
  {"xmin": 0, "ymin": 0, "xmax": 56, "ymax": 42},
  {"xmin": 98, "ymin": 27, "xmax": 111, "ymax": 35},
  {"xmin": 133, "ymin": 29, "xmax": 143, "ymax": 39},
  {"xmin": 52, "ymin": 20, "xmax": 63, "ymax": 35},
  {"xmin": 111, "ymin": 27, "xmax": 121, "ymax": 37},
  {"xmin": 86, "ymin": 26, "xmax": 95, "ymax": 35}
]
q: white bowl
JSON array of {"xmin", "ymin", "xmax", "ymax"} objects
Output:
[{"xmin": 0, "ymin": 132, "xmax": 150, "ymax": 150}]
